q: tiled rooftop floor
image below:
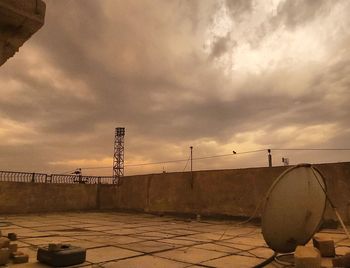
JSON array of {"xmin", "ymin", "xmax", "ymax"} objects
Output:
[{"xmin": 0, "ymin": 212, "xmax": 348, "ymax": 267}]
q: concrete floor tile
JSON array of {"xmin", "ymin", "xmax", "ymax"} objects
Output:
[
  {"xmin": 105, "ymin": 229, "xmax": 143, "ymax": 235},
  {"xmin": 249, "ymin": 247, "xmax": 275, "ymax": 258},
  {"xmin": 7, "ymin": 263, "xmax": 50, "ymax": 268},
  {"xmin": 11, "ymin": 221, "xmax": 50, "ymax": 228},
  {"xmin": 162, "ymin": 229, "xmax": 200, "ymax": 236},
  {"xmin": 211, "ymin": 241, "xmax": 257, "ymax": 251},
  {"xmin": 193, "ymin": 242, "xmax": 241, "ymax": 254},
  {"xmin": 76, "ymin": 235, "xmax": 117, "ymax": 243},
  {"xmin": 103, "ymin": 255, "xmax": 188, "ymax": 268},
  {"xmin": 155, "ymin": 247, "xmax": 228, "ymax": 264},
  {"xmin": 86, "ymin": 246, "xmax": 142, "ymax": 263},
  {"xmin": 174, "ymin": 236, "xmax": 211, "ymax": 243},
  {"xmin": 336, "ymin": 238, "xmax": 350, "ymax": 247},
  {"xmin": 263, "ymin": 263, "xmax": 284, "ymax": 268},
  {"xmin": 317, "ymin": 232, "xmax": 347, "ymax": 243},
  {"xmin": 85, "ymin": 226, "xmax": 121, "ymax": 231},
  {"xmin": 225, "ymin": 236, "xmax": 268, "ymax": 247},
  {"xmin": 202, "ymin": 254, "xmax": 264, "ymax": 268},
  {"xmin": 217, "ymin": 227, "xmax": 257, "ymax": 236},
  {"xmin": 185, "ymin": 232, "xmax": 228, "ymax": 242},
  {"xmin": 66, "ymin": 223, "xmax": 102, "ymax": 228},
  {"xmin": 129, "ymin": 233, "xmax": 166, "ymax": 240},
  {"xmin": 158, "ymin": 238, "xmax": 199, "ymax": 246},
  {"xmin": 137, "ymin": 231, "xmax": 177, "ymax": 239},
  {"xmin": 53, "ymin": 231, "xmax": 105, "ymax": 237},
  {"xmin": 29, "ymin": 225, "xmax": 71, "ymax": 231},
  {"xmin": 120, "ymin": 240, "xmax": 179, "ymax": 253},
  {"xmin": 22, "ymin": 236, "xmax": 77, "ymax": 246},
  {"xmin": 3, "ymin": 227, "xmax": 45, "ymax": 237},
  {"xmin": 14, "ymin": 240, "xmax": 32, "ymax": 248},
  {"xmin": 336, "ymin": 246, "xmax": 350, "ymax": 255},
  {"xmin": 5, "ymin": 212, "xmax": 334, "ymax": 267},
  {"xmin": 70, "ymin": 239, "xmax": 105, "ymax": 249}
]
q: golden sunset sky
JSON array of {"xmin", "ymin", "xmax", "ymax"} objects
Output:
[{"xmin": 1, "ymin": 0, "xmax": 350, "ymax": 175}]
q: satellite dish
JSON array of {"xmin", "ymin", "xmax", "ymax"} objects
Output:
[{"xmin": 262, "ymin": 164, "xmax": 327, "ymax": 253}]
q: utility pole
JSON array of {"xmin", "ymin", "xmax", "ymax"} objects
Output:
[
  {"xmin": 190, "ymin": 146, "xmax": 193, "ymax": 173},
  {"xmin": 268, "ymin": 149, "xmax": 272, "ymax": 167},
  {"xmin": 190, "ymin": 146, "xmax": 193, "ymax": 188}
]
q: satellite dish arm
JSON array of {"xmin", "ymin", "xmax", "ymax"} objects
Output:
[{"xmin": 311, "ymin": 167, "xmax": 350, "ymax": 239}]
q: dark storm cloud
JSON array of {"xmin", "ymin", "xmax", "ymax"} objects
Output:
[
  {"xmin": 0, "ymin": 0, "xmax": 350, "ymax": 174},
  {"xmin": 225, "ymin": 0, "xmax": 253, "ymax": 20},
  {"xmin": 209, "ymin": 33, "xmax": 236, "ymax": 59},
  {"xmin": 272, "ymin": 0, "xmax": 335, "ymax": 29}
]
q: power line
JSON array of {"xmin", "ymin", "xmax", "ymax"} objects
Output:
[
  {"xmin": 80, "ymin": 149, "xmax": 266, "ymax": 170},
  {"xmin": 272, "ymin": 148, "xmax": 350, "ymax": 151},
  {"xmin": 183, "ymin": 155, "xmax": 191, "ymax": 172},
  {"xmin": 77, "ymin": 148, "xmax": 350, "ymax": 171},
  {"xmin": 193, "ymin": 149, "xmax": 266, "ymax": 160},
  {"xmin": 80, "ymin": 158, "xmax": 188, "ymax": 170}
]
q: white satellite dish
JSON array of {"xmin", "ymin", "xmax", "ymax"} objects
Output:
[{"xmin": 262, "ymin": 164, "xmax": 327, "ymax": 253}]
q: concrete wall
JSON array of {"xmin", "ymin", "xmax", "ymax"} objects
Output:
[
  {"xmin": 0, "ymin": 182, "xmax": 97, "ymax": 214},
  {"xmin": 107, "ymin": 166, "xmax": 286, "ymax": 217},
  {"xmin": 315, "ymin": 162, "xmax": 350, "ymax": 222},
  {"xmin": 105, "ymin": 162, "xmax": 350, "ymax": 223},
  {"xmin": 1, "ymin": 162, "xmax": 350, "ymax": 224}
]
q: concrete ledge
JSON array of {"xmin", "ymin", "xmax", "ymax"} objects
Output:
[
  {"xmin": 0, "ymin": 0, "xmax": 46, "ymax": 66},
  {"xmin": 0, "ymin": 182, "xmax": 97, "ymax": 214}
]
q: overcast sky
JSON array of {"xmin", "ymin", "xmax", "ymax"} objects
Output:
[{"xmin": 1, "ymin": 0, "xmax": 350, "ymax": 176}]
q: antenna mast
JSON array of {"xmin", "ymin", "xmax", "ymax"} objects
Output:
[{"xmin": 113, "ymin": 127, "xmax": 125, "ymax": 184}]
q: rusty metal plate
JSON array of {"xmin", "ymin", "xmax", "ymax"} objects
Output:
[{"xmin": 262, "ymin": 164, "xmax": 327, "ymax": 253}]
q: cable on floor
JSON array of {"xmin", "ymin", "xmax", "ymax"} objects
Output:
[{"xmin": 252, "ymin": 251, "xmax": 277, "ymax": 268}]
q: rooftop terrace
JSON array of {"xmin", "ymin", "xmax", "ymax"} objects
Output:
[{"xmin": 1, "ymin": 212, "xmax": 349, "ymax": 267}]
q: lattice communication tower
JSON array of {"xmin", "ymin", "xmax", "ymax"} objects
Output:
[{"xmin": 113, "ymin": 127, "xmax": 125, "ymax": 184}]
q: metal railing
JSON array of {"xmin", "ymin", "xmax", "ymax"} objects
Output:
[{"xmin": 0, "ymin": 170, "xmax": 115, "ymax": 184}]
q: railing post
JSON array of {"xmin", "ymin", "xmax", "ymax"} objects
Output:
[{"xmin": 31, "ymin": 173, "xmax": 35, "ymax": 183}]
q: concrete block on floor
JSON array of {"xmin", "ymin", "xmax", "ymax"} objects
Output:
[
  {"xmin": 9, "ymin": 243, "xmax": 18, "ymax": 255},
  {"xmin": 0, "ymin": 237, "xmax": 10, "ymax": 248},
  {"xmin": 12, "ymin": 252, "xmax": 29, "ymax": 264},
  {"xmin": 7, "ymin": 233, "xmax": 17, "ymax": 241},
  {"xmin": 312, "ymin": 236, "xmax": 335, "ymax": 257},
  {"xmin": 0, "ymin": 248, "xmax": 10, "ymax": 265},
  {"xmin": 294, "ymin": 246, "xmax": 321, "ymax": 268},
  {"xmin": 332, "ymin": 252, "xmax": 350, "ymax": 268}
]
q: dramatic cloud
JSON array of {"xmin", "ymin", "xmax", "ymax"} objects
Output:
[{"xmin": 0, "ymin": 0, "xmax": 350, "ymax": 175}]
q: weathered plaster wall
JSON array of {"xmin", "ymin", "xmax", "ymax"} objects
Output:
[
  {"xmin": 0, "ymin": 182, "xmax": 97, "ymax": 213},
  {"xmin": 315, "ymin": 162, "xmax": 350, "ymax": 223},
  {"xmin": 0, "ymin": 162, "xmax": 349, "ymax": 224},
  {"xmin": 106, "ymin": 162, "xmax": 350, "ymax": 223},
  {"xmin": 109, "ymin": 166, "xmax": 286, "ymax": 217}
]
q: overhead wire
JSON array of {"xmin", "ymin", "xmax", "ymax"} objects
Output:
[
  {"xmin": 272, "ymin": 148, "xmax": 350, "ymax": 151},
  {"xmin": 64, "ymin": 147, "xmax": 350, "ymax": 171},
  {"xmin": 182, "ymin": 155, "xmax": 191, "ymax": 172},
  {"xmin": 79, "ymin": 149, "xmax": 267, "ymax": 170}
]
